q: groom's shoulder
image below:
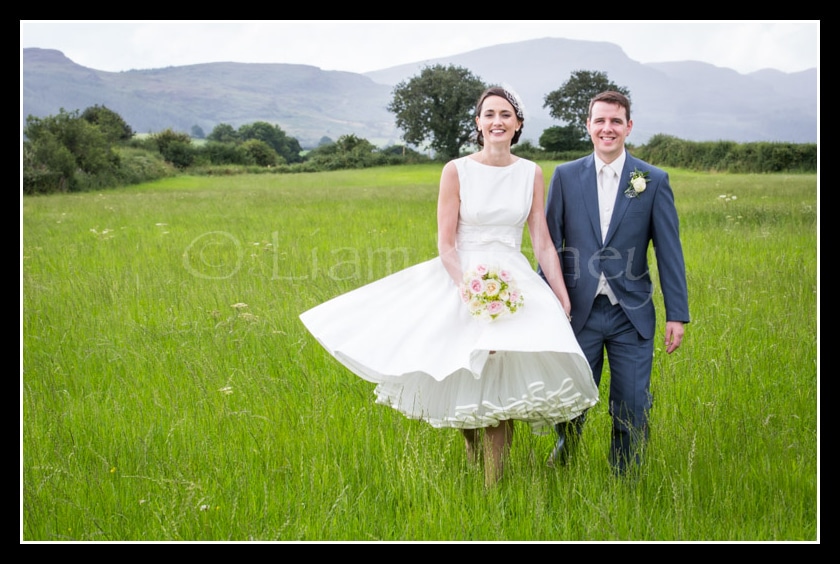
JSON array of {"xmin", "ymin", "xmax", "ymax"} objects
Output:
[
  {"xmin": 627, "ymin": 154, "xmax": 668, "ymax": 178},
  {"xmin": 556, "ymin": 153, "xmax": 592, "ymax": 171}
]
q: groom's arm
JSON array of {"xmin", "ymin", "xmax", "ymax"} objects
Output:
[
  {"xmin": 649, "ymin": 169, "xmax": 690, "ymax": 325},
  {"xmin": 544, "ymin": 165, "xmax": 566, "ymax": 253}
]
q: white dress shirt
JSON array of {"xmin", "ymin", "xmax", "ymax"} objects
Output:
[{"xmin": 594, "ymin": 152, "xmax": 626, "ymax": 304}]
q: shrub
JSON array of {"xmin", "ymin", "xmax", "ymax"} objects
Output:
[
  {"xmin": 240, "ymin": 139, "xmax": 282, "ymax": 167},
  {"xmin": 634, "ymin": 135, "xmax": 816, "ymax": 173}
]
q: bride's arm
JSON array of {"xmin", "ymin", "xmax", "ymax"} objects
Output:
[{"xmin": 437, "ymin": 160, "xmax": 462, "ymax": 285}]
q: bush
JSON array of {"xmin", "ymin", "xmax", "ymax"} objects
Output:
[
  {"xmin": 113, "ymin": 146, "xmax": 176, "ymax": 185},
  {"xmin": 539, "ymin": 125, "xmax": 589, "ymax": 152},
  {"xmin": 240, "ymin": 139, "xmax": 282, "ymax": 167},
  {"xmin": 23, "ymin": 137, "xmax": 77, "ymax": 194},
  {"xmin": 634, "ymin": 135, "xmax": 817, "ymax": 173},
  {"xmin": 200, "ymin": 141, "xmax": 244, "ymax": 165},
  {"xmin": 151, "ymin": 129, "xmax": 196, "ymax": 168}
]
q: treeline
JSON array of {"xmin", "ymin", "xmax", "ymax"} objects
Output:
[
  {"xmin": 514, "ymin": 136, "xmax": 817, "ymax": 175},
  {"xmin": 22, "ymin": 107, "xmax": 431, "ymax": 195},
  {"xmin": 632, "ymin": 134, "xmax": 817, "ymax": 174},
  {"xmin": 23, "ymin": 106, "xmax": 816, "ymax": 196}
]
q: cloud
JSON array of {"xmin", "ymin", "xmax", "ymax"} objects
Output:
[{"xmin": 21, "ymin": 20, "xmax": 819, "ymax": 75}]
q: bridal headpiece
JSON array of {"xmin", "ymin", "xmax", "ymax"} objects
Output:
[{"xmin": 501, "ymin": 83, "xmax": 526, "ymax": 121}]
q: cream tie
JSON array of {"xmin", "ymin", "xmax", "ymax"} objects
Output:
[
  {"xmin": 599, "ymin": 165, "xmax": 617, "ymax": 243},
  {"xmin": 596, "ymin": 165, "xmax": 619, "ymax": 302},
  {"xmin": 600, "ymin": 164, "xmax": 617, "ymax": 195}
]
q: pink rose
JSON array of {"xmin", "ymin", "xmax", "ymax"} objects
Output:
[{"xmin": 486, "ymin": 301, "xmax": 505, "ymax": 316}]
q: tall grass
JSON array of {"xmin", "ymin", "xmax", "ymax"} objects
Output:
[{"xmin": 22, "ymin": 163, "xmax": 817, "ymax": 541}]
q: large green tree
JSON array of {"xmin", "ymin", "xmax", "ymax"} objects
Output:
[
  {"xmin": 539, "ymin": 125, "xmax": 590, "ymax": 152},
  {"xmin": 207, "ymin": 123, "xmax": 240, "ymax": 144},
  {"xmin": 387, "ymin": 64, "xmax": 486, "ymax": 160},
  {"xmin": 543, "ymin": 70, "xmax": 630, "ymax": 142},
  {"xmin": 81, "ymin": 104, "xmax": 135, "ymax": 143},
  {"xmin": 237, "ymin": 121, "xmax": 303, "ymax": 164},
  {"xmin": 151, "ymin": 128, "xmax": 195, "ymax": 169},
  {"xmin": 23, "ymin": 108, "xmax": 119, "ymax": 192}
]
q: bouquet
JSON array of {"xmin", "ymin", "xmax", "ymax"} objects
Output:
[{"xmin": 460, "ymin": 264, "xmax": 524, "ymax": 321}]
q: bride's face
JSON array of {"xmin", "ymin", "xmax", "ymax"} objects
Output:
[{"xmin": 476, "ymin": 95, "xmax": 521, "ymax": 146}]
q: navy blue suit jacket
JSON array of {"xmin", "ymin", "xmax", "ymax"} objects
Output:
[{"xmin": 543, "ymin": 151, "xmax": 689, "ymax": 340}]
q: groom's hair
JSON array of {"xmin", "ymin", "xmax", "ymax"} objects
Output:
[{"xmin": 589, "ymin": 91, "xmax": 631, "ymax": 121}]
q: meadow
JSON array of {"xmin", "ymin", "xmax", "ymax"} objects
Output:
[{"xmin": 22, "ymin": 163, "xmax": 818, "ymax": 542}]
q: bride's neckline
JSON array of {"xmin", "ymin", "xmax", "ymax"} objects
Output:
[{"xmin": 467, "ymin": 155, "xmax": 520, "ymax": 168}]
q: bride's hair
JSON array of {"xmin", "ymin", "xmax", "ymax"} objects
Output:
[{"xmin": 474, "ymin": 85, "xmax": 525, "ymax": 147}]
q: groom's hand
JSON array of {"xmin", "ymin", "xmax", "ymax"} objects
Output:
[{"xmin": 664, "ymin": 321, "xmax": 685, "ymax": 354}]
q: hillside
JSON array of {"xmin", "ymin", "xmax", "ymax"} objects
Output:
[{"xmin": 22, "ymin": 39, "xmax": 818, "ymax": 148}]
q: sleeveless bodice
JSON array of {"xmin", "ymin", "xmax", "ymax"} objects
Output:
[{"xmin": 454, "ymin": 157, "xmax": 535, "ymax": 253}]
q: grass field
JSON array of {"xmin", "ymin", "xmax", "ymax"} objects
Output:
[{"xmin": 22, "ymin": 163, "xmax": 818, "ymax": 542}]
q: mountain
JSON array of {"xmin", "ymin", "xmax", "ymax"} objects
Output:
[
  {"xmin": 22, "ymin": 38, "xmax": 817, "ymax": 148},
  {"xmin": 22, "ymin": 48, "xmax": 399, "ymax": 148},
  {"xmin": 364, "ymin": 38, "xmax": 817, "ymax": 145}
]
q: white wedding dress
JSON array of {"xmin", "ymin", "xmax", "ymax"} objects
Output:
[{"xmin": 299, "ymin": 156, "xmax": 598, "ymax": 433}]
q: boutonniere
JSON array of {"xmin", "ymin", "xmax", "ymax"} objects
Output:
[{"xmin": 624, "ymin": 168, "xmax": 650, "ymax": 199}]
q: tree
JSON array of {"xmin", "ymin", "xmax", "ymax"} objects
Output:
[
  {"xmin": 190, "ymin": 124, "xmax": 206, "ymax": 139},
  {"xmin": 334, "ymin": 134, "xmax": 376, "ymax": 155},
  {"xmin": 240, "ymin": 139, "xmax": 280, "ymax": 167},
  {"xmin": 201, "ymin": 141, "xmax": 243, "ymax": 165},
  {"xmin": 543, "ymin": 70, "xmax": 630, "ymax": 142},
  {"xmin": 539, "ymin": 125, "xmax": 589, "ymax": 152},
  {"xmin": 81, "ymin": 104, "xmax": 135, "ymax": 142},
  {"xmin": 207, "ymin": 123, "xmax": 240, "ymax": 144},
  {"xmin": 305, "ymin": 134, "xmax": 381, "ymax": 170},
  {"xmin": 24, "ymin": 108, "xmax": 125, "ymax": 193},
  {"xmin": 151, "ymin": 128, "xmax": 195, "ymax": 168},
  {"xmin": 23, "ymin": 132, "xmax": 77, "ymax": 193},
  {"xmin": 237, "ymin": 121, "xmax": 303, "ymax": 164},
  {"xmin": 24, "ymin": 108, "xmax": 116, "ymax": 177},
  {"xmin": 387, "ymin": 64, "xmax": 486, "ymax": 160}
]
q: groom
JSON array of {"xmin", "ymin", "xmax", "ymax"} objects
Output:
[{"xmin": 541, "ymin": 91, "xmax": 690, "ymax": 476}]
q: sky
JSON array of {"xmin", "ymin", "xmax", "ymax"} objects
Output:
[{"xmin": 21, "ymin": 20, "xmax": 819, "ymax": 76}]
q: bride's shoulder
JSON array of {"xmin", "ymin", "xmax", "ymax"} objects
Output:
[{"xmin": 514, "ymin": 157, "xmax": 538, "ymax": 171}]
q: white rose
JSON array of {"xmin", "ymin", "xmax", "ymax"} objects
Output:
[
  {"xmin": 484, "ymin": 279, "xmax": 501, "ymax": 297},
  {"xmin": 631, "ymin": 176, "xmax": 647, "ymax": 193}
]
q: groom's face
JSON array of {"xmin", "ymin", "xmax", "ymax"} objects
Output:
[{"xmin": 587, "ymin": 101, "xmax": 633, "ymax": 164}]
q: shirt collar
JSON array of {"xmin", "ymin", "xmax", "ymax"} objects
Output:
[{"xmin": 594, "ymin": 152, "xmax": 626, "ymax": 177}]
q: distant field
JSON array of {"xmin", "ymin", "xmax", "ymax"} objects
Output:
[{"xmin": 22, "ymin": 164, "xmax": 818, "ymax": 541}]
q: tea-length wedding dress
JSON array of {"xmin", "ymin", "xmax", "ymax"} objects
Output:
[{"xmin": 299, "ymin": 156, "xmax": 598, "ymax": 433}]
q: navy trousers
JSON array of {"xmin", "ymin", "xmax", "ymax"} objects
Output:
[{"xmin": 569, "ymin": 295, "xmax": 654, "ymax": 473}]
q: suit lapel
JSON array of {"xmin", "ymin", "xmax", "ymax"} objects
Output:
[
  {"xmin": 579, "ymin": 155, "xmax": 602, "ymax": 243},
  {"xmin": 603, "ymin": 153, "xmax": 633, "ymax": 246}
]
